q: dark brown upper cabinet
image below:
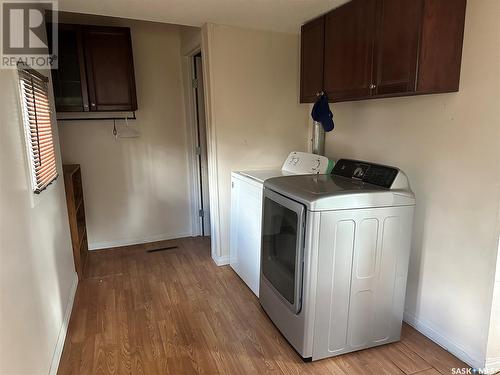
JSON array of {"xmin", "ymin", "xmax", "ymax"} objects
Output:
[
  {"xmin": 300, "ymin": 17, "xmax": 325, "ymax": 103},
  {"xmin": 48, "ymin": 24, "xmax": 89, "ymax": 112},
  {"xmin": 323, "ymin": 0, "xmax": 377, "ymax": 101},
  {"xmin": 83, "ymin": 27, "xmax": 137, "ymax": 112},
  {"xmin": 300, "ymin": 0, "xmax": 467, "ymax": 103},
  {"xmin": 50, "ymin": 24, "xmax": 137, "ymax": 112},
  {"xmin": 373, "ymin": 0, "xmax": 423, "ymax": 96}
]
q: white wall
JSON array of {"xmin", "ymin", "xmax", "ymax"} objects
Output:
[
  {"xmin": 486, "ymin": 242, "xmax": 500, "ymax": 369},
  {"xmin": 322, "ymin": 0, "xmax": 500, "ymax": 368},
  {"xmin": 180, "ymin": 26, "xmax": 201, "ymax": 56},
  {"xmin": 58, "ymin": 15, "xmax": 194, "ymax": 249},
  {"xmin": 202, "ymin": 23, "xmax": 309, "ymax": 263},
  {"xmin": 179, "ymin": 26, "xmax": 203, "ymax": 236},
  {"xmin": 0, "ymin": 69, "xmax": 77, "ymax": 374}
]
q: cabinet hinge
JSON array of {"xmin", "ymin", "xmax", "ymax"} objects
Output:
[
  {"xmin": 192, "ymin": 78, "xmax": 199, "ymax": 88},
  {"xmin": 199, "ymin": 209, "xmax": 204, "ymax": 217},
  {"xmin": 195, "ymin": 146, "xmax": 201, "ymax": 155}
]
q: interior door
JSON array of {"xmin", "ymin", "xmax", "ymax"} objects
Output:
[
  {"xmin": 194, "ymin": 54, "xmax": 211, "ymax": 236},
  {"xmin": 373, "ymin": 0, "xmax": 423, "ymax": 95},
  {"xmin": 323, "ymin": 0, "xmax": 377, "ymax": 101},
  {"xmin": 261, "ymin": 188, "xmax": 305, "ymax": 314},
  {"xmin": 83, "ymin": 26, "xmax": 137, "ymax": 111}
]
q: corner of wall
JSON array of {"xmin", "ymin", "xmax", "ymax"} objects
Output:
[
  {"xmin": 484, "ymin": 237, "xmax": 500, "ymax": 371},
  {"xmin": 200, "ymin": 21, "xmax": 223, "ymax": 262},
  {"xmin": 403, "ymin": 310, "xmax": 486, "ymax": 369},
  {"xmin": 211, "ymin": 254, "xmax": 230, "ymax": 266},
  {"xmin": 48, "ymin": 272, "xmax": 78, "ymax": 375}
]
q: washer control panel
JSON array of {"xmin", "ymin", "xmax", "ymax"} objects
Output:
[
  {"xmin": 333, "ymin": 159, "xmax": 399, "ymax": 189},
  {"xmin": 282, "ymin": 151, "xmax": 331, "ymax": 175}
]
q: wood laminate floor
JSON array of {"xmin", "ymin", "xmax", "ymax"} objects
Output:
[{"xmin": 58, "ymin": 237, "xmax": 470, "ymax": 375}]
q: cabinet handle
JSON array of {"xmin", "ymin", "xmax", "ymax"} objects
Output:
[
  {"xmin": 91, "ymin": 102, "xmax": 96, "ymax": 107},
  {"xmin": 370, "ymin": 83, "xmax": 376, "ymax": 89}
]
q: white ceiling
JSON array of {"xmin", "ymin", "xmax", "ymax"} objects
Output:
[{"xmin": 58, "ymin": 0, "xmax": 348, "ymax": 33}]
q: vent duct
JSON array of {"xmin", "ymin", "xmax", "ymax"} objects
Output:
[{"xmin": 312, "ymin": 121, "xmax": 325, "ymax": 156}]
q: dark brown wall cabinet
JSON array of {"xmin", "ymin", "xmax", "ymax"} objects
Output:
[
  {"xmin": 300, "ymin": 17, "xmax": 325, "ymax": 102},
  {"xmin": 50, "ymin": 24, "xmax": 137, "ymax": 112},
  {"xmin": 300, "ymin": 0, "xmax": 467, "ymax": 103}
]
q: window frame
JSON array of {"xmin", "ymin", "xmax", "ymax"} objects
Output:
[{"xmin": 17, "ymin": 63, "xmax": 59, "ymax": 195}]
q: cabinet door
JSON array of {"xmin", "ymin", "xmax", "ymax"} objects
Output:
[
  {"xmin": 373, "ymin": 0, "xmax": 423, "ymax": 95},
  {"xmin": 49, "ymin": 24, "xmax": 89, "ymax": 112},
  {"xmin": 416, "ymin": 0, "xmax": 467, "ymax": 94},
  {"xmin": 323, "ymin": 0, "xmax": 377, "ymax": 102},
  {"xmin": 300, "ymin": 16, "xmax": 325, "ymax": 103},
  {"xmin": 83, "ymin": 26, "xmax": 137, "ymax": 111}
]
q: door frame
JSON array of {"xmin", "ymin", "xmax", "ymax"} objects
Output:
[
  {"xmin": 183, "ymin": 46, "xmax": 204, "ymax": 237},
  {"xmin": 193, "ymin": 54, "xmax": 210, "ymax": 236},
  {"xmin": 183, "ymin": 25, "xmax": 226, "ymax": 265},
  {"xmin": 200, "ymin": 24, "xmax": 224, "ymax": 264},
  {"xmin": 183, "ymin": 34, "xmax": 222, "ymax": 267}
]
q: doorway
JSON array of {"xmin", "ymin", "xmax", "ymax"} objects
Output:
[{"xmin": 192, "ymin": 53, "xmax": 211, "ymax": 236}]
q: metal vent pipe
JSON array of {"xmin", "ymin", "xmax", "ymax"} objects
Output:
[{"xmin": 312, "ymin": 121, "xmax": 325, "ymax": 156}]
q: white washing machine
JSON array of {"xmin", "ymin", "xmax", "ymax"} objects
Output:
[
  {"xmin": 259, "ymin": 159, "xmax": 416, "ymax": 360},
  {"xmin": 230, "ymin": 152, "xmax": 332, "ymax": 296}
]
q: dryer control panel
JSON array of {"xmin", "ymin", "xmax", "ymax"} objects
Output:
[
  {"xmin": 282, "ymin": 151, "xmax": 332, "ymax": 175},
  {"xmin": 333, "ymin": 159, "xmax": 400, "ymax": 189}
]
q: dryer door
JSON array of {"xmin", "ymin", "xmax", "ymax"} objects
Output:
[{"xmin": 261, "ymin": 188, "xmax": 305, "ymax": 314}]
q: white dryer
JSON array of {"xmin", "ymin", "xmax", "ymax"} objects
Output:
[
  {"xmin": 230, "ymin": 152, "xmax": 332, "ymax": 296},
  {"xmin": 259, "ymin": 159, "xmax": 416, "ymax": 360}
]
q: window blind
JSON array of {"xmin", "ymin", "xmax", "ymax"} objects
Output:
[{"xmin": 18, "ymin": 67, "xmax": 58, "ymax": 193}]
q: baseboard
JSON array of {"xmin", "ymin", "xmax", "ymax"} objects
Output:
[
  {"xmin": 403, "ymin": 310, "xmax": 485, "ymax": 369},
  {"xmin": 49, "ymin": 272, "xmax": 78, "ymax": 375},
  {"xmin": 212, "ymin": 254, "xmax": 230, "ymax": 266},
  {"xmin": 485, "ymin": 356, "xmax": 500, "ymax": 374},
  {"xmin": 88, "ymin": 232, "xmax": 193, "ymax": 250}
]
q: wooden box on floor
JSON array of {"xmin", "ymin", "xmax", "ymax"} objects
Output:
[{"xmin": 63, "ymin": 164, "xmax": 88, "ymax": 280}]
